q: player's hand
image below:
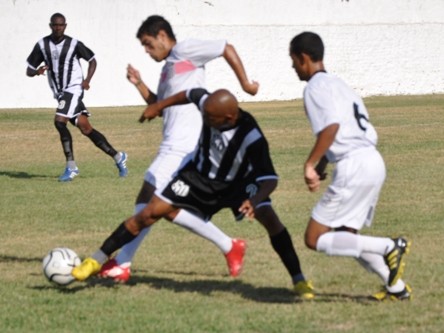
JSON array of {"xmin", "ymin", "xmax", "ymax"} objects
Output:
[
  {"xmin": 139, "ymin": 104, "xmax": 163, "ymax": 123},
  {"xmin": 304, "ymin": 164, "xmax": 321, "ymax": 192},
  {"xmin": 242, "ymin": 80, "xmax": 260, "ymax": 96},
  {"xmin": 36, "ymin": 66, "xmax": 48, "ymax": 76},
  {"xmin": 127, "ymin": 64, "xmax": 142, "ymax": 86},
  {"xmin": 82, "ymin": 80, "xmax": 90, "ymax": 90},
  {"xmin": 238, "ymin": 199, "xmax": 255, "ymax": 220}
]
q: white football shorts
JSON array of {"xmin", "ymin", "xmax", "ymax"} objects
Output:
[
  {"xmin": 312, "ymin": 147, "xmax": 386, "ymax": 230},
  {"xmin": 144, "ymin": 148, "xmax": 194, "ymax": 190}
]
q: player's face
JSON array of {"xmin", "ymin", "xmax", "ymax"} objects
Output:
[
  {"xmin": 49, "ymin": 17, "xmax": 67, "ymax": 41},
  {"xmin": 203, "ymin": 111, "xmax": 228, "ymax": 129},
  {"xmin": 203, "ymin": 105, "xmax": 237, "ymax": 130},
  {"xmin": 290, "ymin": 53, "xmax": 308, "ymax": 81},
  {"xmin": 139, "ymin": 33, "xmax": 170, "ymax": 62}
]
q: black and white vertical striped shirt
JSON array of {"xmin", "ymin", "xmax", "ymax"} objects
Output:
[
  {"xmin": 26, "ymin": 35, "xmax": 95, "ymax": 98},
  {"xmin": 186, "ymin": 88, "xmax": 278, "ymax": 184}
]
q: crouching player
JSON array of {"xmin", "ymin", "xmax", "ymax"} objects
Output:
[{"xmin": 73, "ymin": 88, "xmax": 313, "ymax": 299}]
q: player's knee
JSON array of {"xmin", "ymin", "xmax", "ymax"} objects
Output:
[
  {"xmin": 304, "ymin": 231, "xmax": 318, "ymax": 251},
  {"xmin": 54, "ymin": 120, "xmax": 71, "ymax": 139},
  {"xmin": 78, "ymin": 125, "xmax": 93, "ymax": 136},
  {"xmin": 136, "ymin": 204, "xmax": 160, "ymax": 227},
  {"xmin": 54, "ymin": 120, "xmax": 67, "ymax": 131}
]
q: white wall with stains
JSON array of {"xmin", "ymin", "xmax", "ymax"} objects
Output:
[{"xmin": 1, "ymin": 0, "xmax": 443, "ymax": 108}]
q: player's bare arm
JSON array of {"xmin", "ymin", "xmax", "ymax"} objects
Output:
[
  {"xmin": 222, "ymin": 43, "xmax": 259, "ymax": 96},
  {"xmin": 305, "ymin": 123, "xmax": 338, "ymax": 192},
  {"xmin": 82, "ymin": 58, "xmax": 97, "ymax": 90},
  {"xmin": 26, "ymin": 65, "xmax": 48, "ymax": 77},
  {"xmin": 127, "ymin": 64, "xmax": 157, "ymax": 104},
  {"xmin": 139, "ymin": 90, "xmax": 189, "ymax": 123}
]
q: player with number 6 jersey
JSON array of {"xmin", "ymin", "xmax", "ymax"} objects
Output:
[{"xmin": 290, "ymin": 31, "xmax": 412, "ymax": 301}]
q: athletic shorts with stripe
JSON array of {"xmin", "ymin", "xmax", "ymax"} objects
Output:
[
  {"xmin": 55, "ymin": 91, "xmax": 91, "ymax": 125},
  {"xmin": 156, "ymin": 162, "xmax": 272, "ymax": 221}
]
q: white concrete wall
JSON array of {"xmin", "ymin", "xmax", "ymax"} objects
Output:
[{"xmin": 1, "ymin": 0, "xmax": 443, "ymax": 108}]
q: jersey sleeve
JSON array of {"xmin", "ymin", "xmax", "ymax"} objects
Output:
[
  {"xmin": 176, "ymin": 39, "xmax": 226, "ymax": 67},
  {"xmin": 26, "ymin": 42, "xmax": 44, "ymax": 69},
  {"xmin": 75, "ymin": 41, "xmax": 95, "ymax": 61},
  {"xmin": 304, "ymin": 82, "xmax": 341, "ymax": 135},
  {"xmin": 186, "ymin": 88, "xmax": 210, "ymax": 112},
  {"xmin": 247, "ymin": 135, "xmax": 278, "ymax": 182}
]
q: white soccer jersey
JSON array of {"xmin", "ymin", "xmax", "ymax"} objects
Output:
[
  {"xmin": 156, "ymin": 39, "xmax": 227, "ymax": 153},
  {"xmin": 303, "ymin": 72, "xmax": 378, "ymax": 162}
]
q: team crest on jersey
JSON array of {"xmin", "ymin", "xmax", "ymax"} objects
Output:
[
  {"xmin": 171, "ymin": 180, "xmax": 190, "ymax": 197},
  {"xmin": 246, "ymin": 184, "xmax": 258, "ymax": 198},
  {"xmin": 57, "ymin": 100, "xmax": 66, "ymax": 110},
  {"xmin": 211, "ymin": 133, "xmax": 225, "ymax": 151}
]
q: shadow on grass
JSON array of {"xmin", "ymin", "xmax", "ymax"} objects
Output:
[
  {"xmin": 6, "ymin": 254, "xmax": 374, "ymax": 304},
  {"xmin": 0, "ymin": 254, "xmax": 42, "ymax": 263},
  {"xmin": 31, "ymin": 272, "xmax": 375, "ymax": 305},
  {"xmin": 0, "ymin": 170, "xmax": 51, "ymax": 179}
]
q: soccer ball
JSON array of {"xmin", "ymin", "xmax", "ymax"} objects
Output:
[{"xmin": 42, "ymin": 247, "xmax": 81, "ymax": 286}]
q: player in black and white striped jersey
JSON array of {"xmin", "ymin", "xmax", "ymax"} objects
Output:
[
  {"xmin": 26, "ymin": 13, "xmax": 127, "ymax": 181},
  {"xmin": 73, "ymin": 88, "xmax": 314, "ymax": 299}
]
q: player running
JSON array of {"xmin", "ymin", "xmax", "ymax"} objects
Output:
[
  {"xmin": 26, "ymin": 13, "xmax": 128, "ymax": 181},
  {"xmin": 97, "ymin": 15, "xmax": 258, "ymax": 282},
  {"xmin": 289, "ymin": 31, "xmax": 411, "ymax": 301}
]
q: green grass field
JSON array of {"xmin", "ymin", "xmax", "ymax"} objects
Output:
[{"xmin": 1, "ymin": 95, "xmax": 443, "ymax": 333}]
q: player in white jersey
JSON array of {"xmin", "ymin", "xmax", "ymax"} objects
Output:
[
  {"xmin": 98, "ymin": 15, "xmax": 259, "ymax": 282},
  {"xmin": 26, "ymin": 13, "xmax": 128, "ymax": 182},
  {"xmin": 289, "ymin": 32, "xmax": 412, "ymax": 301}
]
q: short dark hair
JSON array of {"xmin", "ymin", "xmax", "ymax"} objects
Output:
[
  {"xmin": 137, "ymin": 15, "xmax": 176, "ymax": 41},
  {"xmin": 290, "ymin": 32, "xmax": 324, "ymax": 61},
  {"xmin": 50, "ymin": 13, "xmax": 66, "ymax": 23}
]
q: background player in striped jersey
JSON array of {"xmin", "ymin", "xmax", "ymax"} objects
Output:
[
  {"xmin": 98, "ymin": 15, "xmax": 258, "ymax": 282},
  {"xmin": 73, "ymin": 88, "xmax": 314, "ymax": 299},
  {"xmin": 289, "ymin": 31, "xmax": 411, "ymax": 301},
  {"xmin": 26, "ymin": 13, "xmax": 128, "ymax": 182}
]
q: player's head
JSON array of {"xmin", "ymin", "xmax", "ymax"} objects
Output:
[
  {"xmin": 203, "ymin": 89, "xmax": 239, "ymax": 130},
  {"xmin": 49, "ymin": 13, "xmax": 67, "ymax": 41},
  {"xmin": 137, "ymin": 15, "xmax": 176, "ymax": 62},
  {"xmin": 289, "ymin": 32, "xmax": 324, "ymax": 81}
]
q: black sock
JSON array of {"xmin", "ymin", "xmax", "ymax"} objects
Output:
[
  {"xmin": 54, "ymin": 121, "xmax": 74, "ymax": 161},
  {"xmin": 87, "ymin": 129, "xmax": 118, "ymax": 157},
  {"xmin": 100, "ymin": 222, "xmax": 137, "ymax": 256},
  {"xmin": 270, "ymin": 228, "xmax": 303, "ymax": 279}
]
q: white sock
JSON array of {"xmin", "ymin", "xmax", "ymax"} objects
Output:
[
  {"xmin": 359, "ymin": 235, "xmax": 394, "ymax": 255},
  {"xmin": 317, "ymin": 231, "xmax": 362, "ymax": 257},
  {"xmin": 92, "ymin": 250, "xmax": 108, "ymax": 265},
  {"xmin": 356, "ymin": 252, "xmax": 389, "ymax": 281},
  {"xmin": 357, "ymin": 252, "xmax": 406, "ymax": 293},
  {"xmin": 317, "ymin": 232, "xmax": 394, "ymax": 257},
  {"xmin": 172, "ymin": 209, "xmax": 233, "ymax": 254},
  {"xmin": 115, "ymin": 203, "xmax": 151, "ymax": 265},
  {"xmin": 113, "ymin": 152, "xmax": 122, "ymax": 163}
]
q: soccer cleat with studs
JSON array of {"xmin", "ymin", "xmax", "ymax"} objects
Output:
[
  {"xmin": 371, "ymin": 284, "xmax": 412, "ymax": 301},
  {"xmin": 71, "ymin": 257, "xmax": 102, "ymax": 281},
  {"xmin": 98, "ymin": 258, "xmax": 131, "ymax": 283},
  {"xmin": 116, "ymin": 152, "xmax": 128, "ymax": 177},
  {"xmin": 294, "ymin": 280, "xmax": 315, "ymax": 300},
  {"xmin": 225, "ymin": 239, "xmax": 246, "ymax": 277},
  {"xmin": 58, "ymin": 167, "xmax": 79, "ymax": 182},
  {"xmin": 384, "ymin": 237, "xmax": 411, "ymax": 286}
]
